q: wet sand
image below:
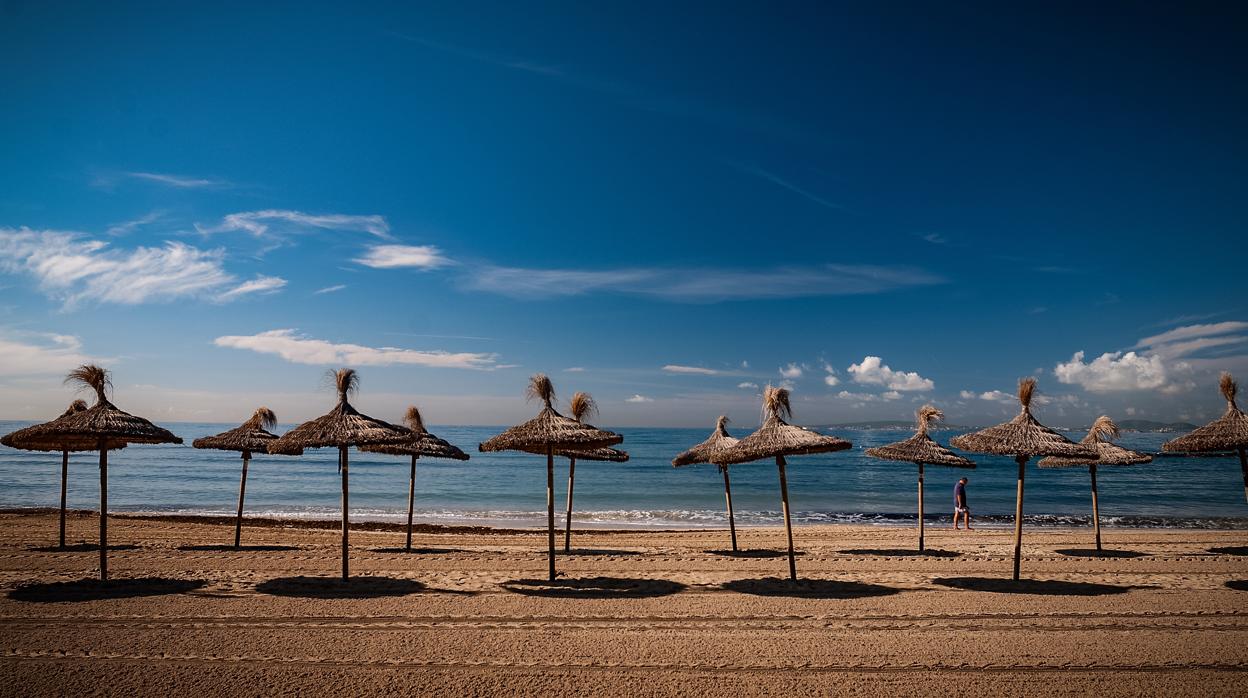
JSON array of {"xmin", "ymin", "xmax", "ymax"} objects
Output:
[{"xmin": 1, "ymin": 510, "xmax": 1246, "ymax": 696}]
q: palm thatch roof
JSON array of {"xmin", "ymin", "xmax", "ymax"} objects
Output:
[
  {"xmin": 517, "ymin": 391, "xmax": 628, "ymax": 461},
  {"xmin": 1163, "ymin": 373, "xmax": 1248, "ymax": 453},
  {"xmin": 2, "ymin": 366, "xmax": 181, "ymax": 449},
  {"xmin": 866, "ymin": 406, "xmax": 975, "ymax": 468},
  {"xmin": 672, "ymin": 416, "xmax": 739, "ymax": 467},
  {"xmin": 360, "ymin": 406, "xmax": 469, "ymax": 460},
  {"xmin": 1040, "ymin": 416, "xmax": 1153, "ymax": 468},
  {"xmin": 949, "ymin": 378, "xmax": 1095, "ymax": 458},
  {"xmin": 1, "ymin": 399, "xmax": 128, "ymax": 452},
  {"xmin": 268, "ymin": 369, "xmax": 409, "ymax": 454},
  {"xmin": 479, "ymin": 375, "xmax": 623, "ymax": 453},
  {"xmin": 192, "ymin": 407, "xmax": 290, "ymax": 455},
  {"xmin": 712, "ymin": 387, "xmax": 851, "ymax": 465}
]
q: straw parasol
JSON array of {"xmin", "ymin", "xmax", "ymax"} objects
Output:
[
  {"xmin": 1162, "ymin": 373, "xmax": 1248, "ymax": 503},
  {"xmin": 866, "ymin": 406, "xmax": 974, "ymax": 552},
  {"xmin": 1039, "ymin": 416, "xmax": 1151, "ymax": 551},
  {"xmin": 479, "ymin": 375, "xmax": 623, "ymax": 580},
  {"xmin": 950, "ymin": 378, "xmax": 1095, "ymax": 580},
  {"xmin": 672, "ymin": 416, "xmax": 742, "ymax": 551},
  {"xmin": 360, "ymin": 406, "xmax": 469, "ymax": 551},
  {"xmin": 192, "ymin": 407, "xmax": 300, "ymax": 549},
  {"xmin": 713, "ymin": 386, "xmax": 852, "ymax": 581},
  {"xmin": 268, "ymin": 369, "xmax": 409, "ymax": 579},
  {"xmin": 552, "ymin": 392, "xmax": 629, "ymax": 552},
  {"xmin": 1, "ymin": 399, "xmax": 127, "ymax": 549},
  {"xmin": 1, "ymin": 366, "xmax": 181, "ymax": 580}
]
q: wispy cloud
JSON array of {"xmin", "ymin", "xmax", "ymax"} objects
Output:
[
  {"xmin": 920, "ymin": 233, "xmax": 948, "ymax": 245},
  {"xmin": 663, "ymin": 364, "xmax": 721, "ymax": 376},
  {"xmin": 106, "ymin": 210, "xmax": 166, "ymax": 237},
  {"xmin": 0, "ymin": 331, "xmax": 105, "ymax": 377},
  {"xmin": 0, "ymin": 227, "xmax": 262, "ymax": 308},
  {"xmin": 461, "ymin": 263, "xmax": 943, "ymax": 302},
  {"xmin": 214, "ymin": 329, "xmax": 501, "ymax": 370},
  {"xmin": 564, "ymin": 367, "xmax": 586, "ymax": 373},
  {"xmin": 313, "ymin": 284, "xmax": 347, "ymax": 295},
  {"xmin": 214, "ymin": 275, "xmax": 287, "ymax": 302},
  {"xmin": 1135, "ymin": 322, "xmax": 1248, "ymax": 352},
  {"xmin": 124, "ymin": 171, "xmax": 226, "ymax": 189},
  {"xmin": 625, "ymin": 394, "xmax": 654, "ymax": 403},
  {"xmin": 730, "ymin": 163, "xmax": 843, "ymax": 211},
  {"xmin": 197, "ymin": 210, "xmax": 393, "ymax": 241},
  {"xmin": 354, "ymin": 244, "xmax": 452, "ymax": 269},
  {"xmin": 779, "ymin": 363, "xmax": 803, "ymax": 379}
]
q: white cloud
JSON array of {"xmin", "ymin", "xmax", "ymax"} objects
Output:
[
  {"xmin": 213, "ymin": 329, "xmax": 500, "ymax": 370},
  {"xmin": 125, "ymin": 172, "xmax": 224, "ymax": 188},
  {"xmin": 197, "ymin": 210, "xmax": 393, "ymax": 240},
  {"xmin": 663, "ymin": 364, "xmax": 721, "ymax": 375},
  {"xmin": 1054, "ymin": 351, "xmax": 1168, "ymax": 392},
  {"xmin": 959, "ymin": 390, "xmax": 976, "ymax": 400},
  {"xmin": 836, "ymin": 390, "xmax": 882, "ymax": 402},
  {"xmin": 976, "ymin": 390, "xmax": 1014, "ymax": 402},
  {"xmin": 0, "ymin": 332, "xmax": 103, "ymax": 377},
  {"xmin": 821, "ymin": 362, "xmax": 840, "ymax": 386},
  {"xmin": 354, "ymin": 244, "xmax": 452, "ymax": 270},
  {"xmin": 313, "ymin": 284, "xmax": 347, "ymax": 295},
  {"xmin": 461, "ymin": 263, "xmax": 943, "ymax": 302},
  {"xmin": 847, "ymin": 356, "xmax": 934, "ymax": 391},
  {"xmin": 106, "ymin": 210, "xmax": 165, "ymax": 237},
  {"xmin": 1126, "ymin": 407, "xmax": 1137, "ymax": 416},
  {"xmin": 882, "ymin": 391, "xmax": 902, "ymax": 400},
  {"xmin": 0, "ymin": 227, "xmax": 257, "ymax": 308},
  {"xmin": 215, "ymin": 275, "xmax": 287, "ymax": 302},
  {"xmin": 737, "ymin": 381, "xmax": 759, "ymax": 390},
  {"xmin": 1136, "ymin": 322, "xmax": 1248, "ymax": 350},
  {"xmin": 779, "ymin": 363, "xmax": 803, "ymax": 379},
  {"xmin": 625, "ymin": 394, "xmax": 653, "ymax": 403},
  {"xmin": 564, "ymin": 367, "xmax": 586, "ymax": 372}
]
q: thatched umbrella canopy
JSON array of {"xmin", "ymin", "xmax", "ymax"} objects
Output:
[
  {"xmin": 866, "ymin": 406, "xmax": 975, "ymax": 552},
  {"xmin": 1162, "ymin": 373, "xmax": 1248, "ymax": 504},
  {"xmin": 713, "ymin": 387, "xmax": 852, "ymax": 581},
  {"xmin": 479, "ymin": 375, "xmax": 623, "ymax": 580},
  {"xmin": 360, "ymin": 406, "xmax": 469, "ymax": 551},
  {"xmin": 5, "ymin": 366, "xmax": 181, "ymax": 580},
  {"xmin": 546, "ymin": 392, "xmax": 630, "ymax": 553},
  {"xmin": 1039, "ymin": 416, "xmax": 1151, "ymax": 551},
  {"xmin": 193, "ymin": 407, "xmax": 300, "ymax": 549},
  {"xmin": 268, "ymin": 369, "xmax": 408, "ymax": 579},
  {"xmin": 1, "ymin": 399, "xmax": 127, "ymax": 549},
  {"xmin": 672, "ymin": 416, "xmax": 743, "ymax": 551},
  {"xmin": 950, "ymin": 378, "xmax": 1095, "ymax": 580}
]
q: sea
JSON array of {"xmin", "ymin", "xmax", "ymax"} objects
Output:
[{"xmin": 1, "ymin": 422, "xmax": 1245, "ymax": 530}]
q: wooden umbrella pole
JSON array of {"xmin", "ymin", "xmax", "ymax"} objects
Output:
[
  {"xmin": 917, "ymin": 462, "xmax": 925, "ymax": 552},
  {"xmin": 546, "ymin": 445, "xmax": 556, "ymax": 581},
  {"xmin": 722, "ymin": 466, "xmax": 738, "ymax": 552},
  {"xmin": 98, "ymin": 439, "xmax": 108, "ymax": 582},
  {"xmin": 59, "ymin": 450, "xmax": 69, "ymax": 549},
  {"xmin": 234, "ymin": 451, "xmax": 249, "ymax": 549},
  {"xmin": 1090, "ymin": 463, "xmax": 1102, "ymax": 551},
  {"xmin": 340, "ymin": 446, "xmax": 350, "ymax": 581},
  {"xmin": 1012, "ymin": 455, "xmax": 1027, "ymax": 581},
  {"xmin": 777, "ymin": 455, "xmax": 797, "ymax": 582},
  {"xmin": 564, "ymin": 457, "xmax": 576, "ymax": 553},
  {"xmin": 1239, "ymin": 447, "xmax": 1248, "ymax": 504},
  {"xmin": 406, "ymin": 455, "xmax": 417, "ymax": 552}
]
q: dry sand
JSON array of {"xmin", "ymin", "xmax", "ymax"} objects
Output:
[{"xmin": 1, "ymin": 510, "xmax": 1246, "ymax": 696}]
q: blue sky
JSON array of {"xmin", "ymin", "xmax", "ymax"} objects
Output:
[{"xmin": 1, "ymin": 2, "xmax": 1245, "ymax": 428}]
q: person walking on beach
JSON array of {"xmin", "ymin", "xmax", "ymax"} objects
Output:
[{"xmin": 954, "ymin": 477, "xmax": 972, "ymax": 530}]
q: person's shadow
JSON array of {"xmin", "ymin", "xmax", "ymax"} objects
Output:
[
  {"xmin": 933, "ymin": 576, "xmax": 1134, "ymax": 596},
  {"xmin": 255, "ymin": 576, "xmax": 430, "ymax": 599},
  {"xmin": 9, "ymin": 577, "xmax": 206, "ymax": 602},
  {"xmin": 500, "ymin": 577, "xmax": 685, "ymax": 599},
  {"xmin": 721, "ymin": 577, "xmax": 900, "ymax": 599}
]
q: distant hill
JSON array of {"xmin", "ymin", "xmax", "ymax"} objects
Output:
[
  {"xmin": 1114, "ymin": 419, "xmax": 1197, "ymax": 433},
  {"xmin": 816, "ymin": 420, "xmax": 972, "ymax": 432}
]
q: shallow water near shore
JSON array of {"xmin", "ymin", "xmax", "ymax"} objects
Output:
[{"xmin": 1, "ymin": 422, "xmax": 1244, "ymax": 529}]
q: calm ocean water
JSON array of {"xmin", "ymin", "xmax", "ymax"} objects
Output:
[{"xmin": 1, "ymin": 422, "xmax": 1245, "ymax": 529}]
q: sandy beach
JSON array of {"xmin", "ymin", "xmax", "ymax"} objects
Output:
[{"xmin": 0, "ymin": 511, "xmax": 1244, "ymax": 696}]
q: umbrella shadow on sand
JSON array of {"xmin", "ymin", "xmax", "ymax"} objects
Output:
[
  {"xmin": 372, "ymin": 547, "xmax": 466, "ymax": 555},
  {"xmin": 706, "ymin": 549, "xmax": 806, "ymax": 559},
  {"xmin": 28, "ymin": 543, "xmax": 140, "ymax": 553},
  {"xmin": 1208, "ymin": 546, "xmax": 1248, "ymax": 556},
  {"xmin": 839, "ymin": 548, "xmax": 962, "ymax": 558},
  {"xmin": 178, "ymin": 545, "xmax": 301, "ymax": 552},
  {"xmin": 721, "ymin": 577, "xmax": 900, "ymax": 599},
  {"xmin": 501, "ymin": 577, "xmax": 685, "ymax": 599},
  {"xmin": 1224, "ymin": 580, "xmax": 1248, "ymax": 591},
  {"xmin": 557, "ymin": 549, "xmax": 643, "ymax": 557},
  {"xmin": 1053, "ymin": 548, "xmax": 1149, "ymax": 559},
  {"xmin": 933, "ymin": 576, "xmax": 1135, "ymax": 596},
  {"xmin": 255, "ymin": 576, "xmax": 430, "ymax": 599},
  {"xmin": 9, "ymin": 577, "xmax": 206, "ymax": 603}
]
